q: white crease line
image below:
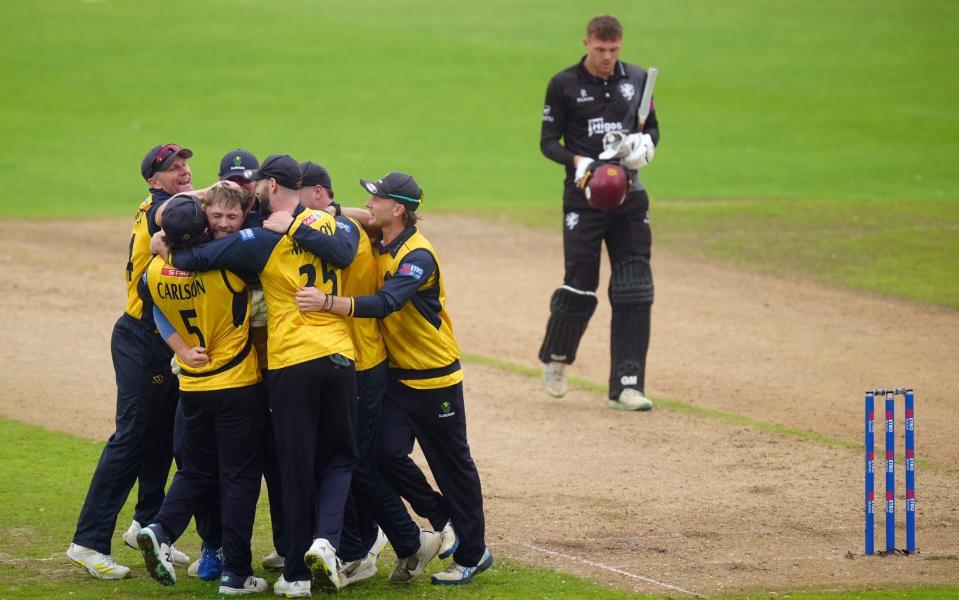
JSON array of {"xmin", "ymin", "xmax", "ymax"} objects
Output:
[{"xmin": 520, "ymin": 542, "xmax": 706, "ymax": 598}]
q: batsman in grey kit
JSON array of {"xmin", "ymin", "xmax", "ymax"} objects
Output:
[{"xmin": 538, "ymin": 14, "xmax": 660, "ymax": 411}]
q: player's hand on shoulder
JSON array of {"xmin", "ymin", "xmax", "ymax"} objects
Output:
[
  {"xmin": 574, "ymin": 156, "xmax": 595, "ymax": 188},
  {"xmin": 623, "ymin": 133, "xmax": 655, "ymax": 169},
  {"xmin": 263, "ymin": 211, "xmax": 294, "ymax": 234}
]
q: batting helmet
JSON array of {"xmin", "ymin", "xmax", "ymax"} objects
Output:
[{"xmin": 584, "ymin": 162, "xmax": 629, "ymax": 212}]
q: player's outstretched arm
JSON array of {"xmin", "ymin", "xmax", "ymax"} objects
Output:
[
  {"xmin": 169, "ymin": 229, "xmax": 272, "ymax": 275},
  {"xmin": 263, "ymin": 210, "xmax": 358, "ymax": 269}
]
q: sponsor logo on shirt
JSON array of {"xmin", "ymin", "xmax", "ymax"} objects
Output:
[
  {"xmin": 587, "ymin": 117, "xmax": 624, "ymax": 137},
  {"xmin": 576, "ymin": 88, "xmax": 595, "ymax": 103},
  {"xmin": 398, "ymin": 263, "xmax": 424, "ymax": 280},
  {"xmin": 543, "ymin": 104, "xmax": 554, "ymax": 123},
  {"xmin": 302, "ymin": 214, "xmax": 318, "ymax": 226},
  {"xmin": 240, "ymin": 228, "xmax": 255, "ymax": 241},
  {"xmin": 161, "ymin": 267, "xmax": 193, "ymax": 278}
]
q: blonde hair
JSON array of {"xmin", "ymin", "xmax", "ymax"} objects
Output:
[{"xmin": 204, "ymin": 184, "xmax": 248, "ymax": 213}]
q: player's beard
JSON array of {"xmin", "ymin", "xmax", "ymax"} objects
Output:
[{"xmin": 256, "ymin": 181, "xmax": 272, "ymax": 215}]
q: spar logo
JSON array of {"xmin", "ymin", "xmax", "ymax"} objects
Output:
[
  {"xmin": 587, "ymin": 118, "xmax": 623, "ymax": 137},
  {"xmin": 161, "ymin": 267, "xmax": 193, "ymax": 278}
]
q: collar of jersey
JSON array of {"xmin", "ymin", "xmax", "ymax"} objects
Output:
[
  {"xmin": 374, "ymin": 225, "xmax": 417, "ymax": 257},
  {"xmin": 576, "ymin": 57, "xmax": 626, "ymax": 83}
]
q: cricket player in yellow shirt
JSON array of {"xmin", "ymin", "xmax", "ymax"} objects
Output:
[
  {"xmin": 157, "ymin": 155, "xmax": 357, "ymax": 596},
  {"xmin": 296, "ymin": 172, "xmax": 492, "ymax": 586},
  {"xmin": 135, "ymin": 194, "xmax": 267, "ymax": 595}
]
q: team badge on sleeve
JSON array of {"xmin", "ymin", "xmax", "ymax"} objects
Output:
[
  {"xmin": 398, "ymin": 263, "xmax": 424, "ymax": 280},
  {"xmin": 240, "ymin": 229, "xmax": 255, "ymax": 241}
]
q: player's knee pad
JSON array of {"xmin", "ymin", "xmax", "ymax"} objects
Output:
[
  {"xmin": 608, "ymin": 257, "xmax": 653, "ymax": 397},
  {"xmin": 538, "ymin": 286, "xmax": 598, "ymax": 364},
  {"xmin": 608, "ymin": 256, "xmax": 654, "ymax": 308}
]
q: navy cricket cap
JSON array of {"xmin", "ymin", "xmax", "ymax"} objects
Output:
[
  {"xmin": 253, "ymin": 154, "xmax": 302, "ymax": 189},
  {"xmin": 162, "ymin": 195, "xmax": 207, "ymax": 248},
  {"xmin": 218, "ymin": 149, "xmax": 259, "ymax": 181},
  {"xmin": 359, "ymin": 172, "xmax": 423, "ymax": 211},
  {"xmin": 300, "ymin": 161, "xmax": 333, "ymax": 191},
  {"xmin": 141, "ymin": 143, "xmax": 193, "ymax": 181}
]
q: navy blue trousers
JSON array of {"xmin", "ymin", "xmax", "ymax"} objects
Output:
[
  {"xmin": 173, "ymin": 403, "xmax": 221, "ymax": 548},
  {"xmin": 73, "ymin": 314, "xmax": 177, "ymax": 554},
  {"xmin": 268, "ymin": 355, "xmax": 357, "ymax": 582},
  {"xmin": 387, "ymin": 380, "xmax": 487, "ymax": 566},
  {"xmin": 377, "ymin": 389, "xmax": 450, "ymax": 531},
  {"xmin": 173, "ymin": 383, "xmax": 283, "ymax": 554},
  {"xmin": 339, "ymin": 361, "xmax": 420, "ymax": 561},
  {"xmin": 261, "ymin": 397, "xmax": 286, "ymax": 555},
  {"xmin": 154, "ymin": 384, "xmax": 264, "ymax": 577}
]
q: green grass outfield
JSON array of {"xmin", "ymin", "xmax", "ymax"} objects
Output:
[
  {"xmin": 0, "ymin": 1, "xmax": 957, "ymax": 307},
  {"xmin": 2, "ymin": 417, "xmax": 958, "ymax": 600}
]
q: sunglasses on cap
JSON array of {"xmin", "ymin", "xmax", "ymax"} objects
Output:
[{"xmin": 154, "ymin": 144, "xmax": 183, "ymax": 165}]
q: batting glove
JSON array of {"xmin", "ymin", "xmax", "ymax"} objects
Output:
[
  {"xmin": 622, "ymin": 134, "xmax": 655, "ymax": 170},
  {"xmin": 574, "ymin": 157, "xmax": 595, "ymax": 188}
]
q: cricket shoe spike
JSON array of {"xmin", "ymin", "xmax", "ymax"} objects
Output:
[
  {"xmin": 136, "ymin": 524, "xmax": 176, "ymax": 586},
  {"xmin": 304, "ymin": 538, "xmax": 342, "ymax": 591}
]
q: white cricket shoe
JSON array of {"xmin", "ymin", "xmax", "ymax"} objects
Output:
[
  {"xmin": 261, "ymin": 549, "xmax": 285, "ymax": 570},
  {"xmin": 66, "ymin": 543, "xmax": 131, "ymax": 580},
  {"xmin": 338, "ymin": 554, "xmax": 377, "ymax": 588},
  {"xmin": 389, "ymin": 529, "xmax": 441, "ymax": 583},
  {"xmin": 273, "ymin": 575, "xmax": 311, "ymax": 598},
  {"xmin": 304, "ymin": 538, "xmax": 342, "ymax": 591},
  {"xmin": 609, "ymin": 388, "xmax": 653, "ymax": 411},
  {"xmin": 369, "ymin": 526, "xmax": 388, "ymax": 559},
  {"xmin": 123, "ymin": 519, "xmax": 190, "ymax": 565},
  {"xmin": 542, "ymin": 362, "xmax": 568, "ymax": 397},
  {"xmin": 431, "ymin": 547, "xmax": 494, "ymax": 586},
  {"xmin": 122, "ymin": 520, "xmax": 141, "ymax": 549},
  {"xmin": 438, "ymin": 520, "xmax": 459, "ymax": 559},
  {"xmin": 136, "ymin": 525, "xmax": 176, "ymax": 586}
]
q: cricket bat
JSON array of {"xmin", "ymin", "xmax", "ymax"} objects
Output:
[{"xmin": 638, "ymin": 67, "xmax": 658, "ymax": 131}]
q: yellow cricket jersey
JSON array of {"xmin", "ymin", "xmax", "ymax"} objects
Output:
[
  {"xmin": 124, "ymin": 192, "xmax": 169, "ymax": 321},
  {"xmin": 145, "ymin": 257, "xmax": 261, "ymax": 392},
  {"xmin": 260, "ymin": 209, "xmax": 354, "ymax": 369},
  {"xmin": 339, "ymin": 220, "xmax": 387, "ymax": 372},
  {"xmin": 170, "ymin": 205, "xmax": 356, "ymax": 371},
  {"xmin": 374, "ymin": 228, "xmax": 462, "ymax": 389}
]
